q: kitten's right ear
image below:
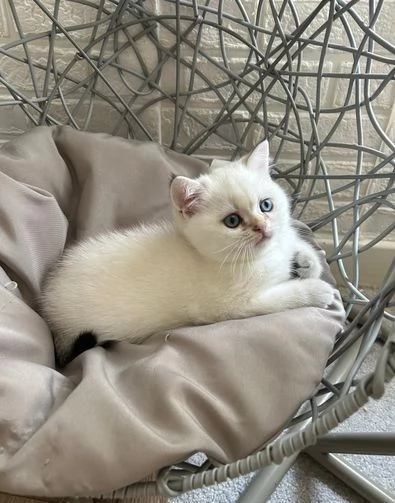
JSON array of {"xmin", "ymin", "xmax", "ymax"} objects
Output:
[
  {"xmin": 245, "ymin": 139, "xmax": 271, "ymax": 175},
  {"xmin": 170, "ymin": 176, "xmax": 201, "ymax": 218}
]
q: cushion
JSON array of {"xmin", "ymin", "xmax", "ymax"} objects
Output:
[{"xmin": 0, "ymin": 126, "xmax": 346, "ymax": 497}]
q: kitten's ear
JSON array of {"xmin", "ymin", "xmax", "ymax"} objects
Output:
[
  {"xmin": 245, "ymin": 140, "xmax": 270, "ymax": 175},
  {"xmin": 170, "ymin": 176, "xmax": 201, "ymax": 217}
]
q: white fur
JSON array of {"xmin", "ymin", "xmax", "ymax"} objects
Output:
[{"xmin": 41, "ymin": 141, "xmax": 335, "ymax": 362}]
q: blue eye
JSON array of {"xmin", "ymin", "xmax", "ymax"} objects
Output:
[
  {"xmin": 260, "ymin": 198, "xmax": 273, "ymax": 212},
  {"xmin": 223, "ymin": 213, "xmax": 242, "ymax": 228}
]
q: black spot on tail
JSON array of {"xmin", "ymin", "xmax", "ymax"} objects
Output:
[
  {"xmin": 102, "ymin": 340, "xmax": 116, "ymax": 350},
  {"xmin": 57, "ymin": 331, "xmax": 97, "ymax": 367},
  {"xmin": 72, "ymin": 330, "xmax": 97, "ymax": 357}
]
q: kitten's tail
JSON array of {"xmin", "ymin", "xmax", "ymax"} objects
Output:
[{"xmin": 55, "ymin": 330, "xmax": 97, "ymax": 367}]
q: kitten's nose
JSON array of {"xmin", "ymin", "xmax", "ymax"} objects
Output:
[{"xmin": 252, "ymin": 219, "xmax": 271, "ymax": 237}]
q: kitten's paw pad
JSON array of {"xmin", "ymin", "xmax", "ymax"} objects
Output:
[
  {"xmin": 294, "ymin": 250, "xmax": 322, "ymax": 279},
  {"xmin": 305, "ymin": 279, "xmax": 335, "ymax": 308}
]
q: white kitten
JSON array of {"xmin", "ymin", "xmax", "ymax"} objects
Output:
[{"xmin": 41, "ymin": 140, "xmax": 334, "ymax": 365}]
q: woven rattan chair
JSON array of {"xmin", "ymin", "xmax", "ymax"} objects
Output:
[{"xmin": 0, "ymin": 1, "xmax": 394, "ymax": 501}]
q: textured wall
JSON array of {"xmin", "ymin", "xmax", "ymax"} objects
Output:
[
  {"xmin": 0, "ymin": 0, "xmax": 394, "ymax": 260},
  {"xmin": 1, "ymin": 2, "xmax": 393, "ymax": 148}
]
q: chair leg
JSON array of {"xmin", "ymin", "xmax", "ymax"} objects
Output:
[
  {"xmin": 306, "ymin": 450, "xmax": 395, "ymax": 503},
  {"xmin": 237, "ymin": 454, "xmax": 299, "ymax": 503},
  {"xmin": 308, "ymin": 432, "xmax": 395, "ymax": 455}
]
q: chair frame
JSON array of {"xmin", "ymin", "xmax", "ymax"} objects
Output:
[{"xmin": 0, "ymin": 0, "xmax": 394, "ymax": 500}]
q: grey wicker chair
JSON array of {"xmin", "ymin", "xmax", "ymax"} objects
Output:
[{"xmin": 0, "ymin": 0, "xmax": 394, "ymax": 501}]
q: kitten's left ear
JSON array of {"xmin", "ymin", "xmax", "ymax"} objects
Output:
[
  {"xmin": 245, "ymin": 139, "xmax": 271, "ymax": 175},
  {"xmin": 170, "ymin": 176, "xmax": 201, "ymax": 218}
]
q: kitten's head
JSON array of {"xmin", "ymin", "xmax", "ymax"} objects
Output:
[{"xmin": 170, "ymin": 140, "xmax": 291, "ymax": 264}]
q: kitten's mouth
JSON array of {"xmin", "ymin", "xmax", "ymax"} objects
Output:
[
  {"xmin": 255, "ymin": 237, "xmax": 266, "ymax": 247},
  {"xmin": 255, "ymin": 231, "xmax": 272, "ymax": 246}
]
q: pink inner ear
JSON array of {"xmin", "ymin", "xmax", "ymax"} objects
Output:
[
  {"xmin": 183, "ymin": 194, "xmax": 199, "ymax": 216},
  {"xmin": 171, "ymin": 176, "xmax": 201, "ymax": 217}
]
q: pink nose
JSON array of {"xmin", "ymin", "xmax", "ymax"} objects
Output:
[{"xmin": 253, "ymin": 221, "xmax": 270, "ymax": 237}]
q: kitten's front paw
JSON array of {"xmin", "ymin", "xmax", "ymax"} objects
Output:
[
  {"xmin": 305, "ymin": 279, "xmax": 335, "ymax": 308},
  {"xmin": 293, "ymin": 249, "xmax": 322, "ymax": 279}
]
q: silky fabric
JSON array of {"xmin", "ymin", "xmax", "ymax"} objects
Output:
[{"xmin": 0, "ymin": 126, "xmax": 345, "ymax": 497}]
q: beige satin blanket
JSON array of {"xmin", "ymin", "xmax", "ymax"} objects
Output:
[{"xmin": 0, "ymin": 126, "xmax": 345, "ymax": 497}]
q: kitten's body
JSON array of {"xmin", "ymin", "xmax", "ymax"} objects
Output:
[{"xmin": 42, "ymin": 141, "xmax": 334, "ymax": 364}]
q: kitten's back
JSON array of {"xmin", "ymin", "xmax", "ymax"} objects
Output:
[{"xmin": 42, "ymin": 222, "xmax": 252, "ymax": 363}]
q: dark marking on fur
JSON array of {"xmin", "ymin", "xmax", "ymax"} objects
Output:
[
  {"xmin": 72, "ymin": 330, "xmax": 97, "ymax": 357},
  {"xmin": 56, "ymin": 332, "xmax": 118, "ymax": 367},
  {"xmin": 291, "ymin": 259, "xmax": 299, "ymax": 279},
  {"xmin": 102, "ymin": 340, "xmax": 116, "ymax": 349},
  {"xmin": 57, "ymin": 330, "xmax": 97, "ymax": 367}
]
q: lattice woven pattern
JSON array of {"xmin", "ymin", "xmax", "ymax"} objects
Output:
[{"xmin": 0, "ymin": 0, "xmax": 394, "ymax": 497}]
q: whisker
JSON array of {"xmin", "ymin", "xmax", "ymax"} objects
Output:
[
  {"xmin": 240, "ymin": 245, "xmax": 249, "ymax": 279},
  {"xmin": 213, "ymin": 241, "xmax": 242, "ymax": 255},
  {"xmin": 232, "ymin": 240, "xmax": 245, "ymax": 277},
  {"xmin": 218, "ymin": 233, "xmax": 257, "ymax": 279},
  {"xmin": 240, "ymin": 236, "xmax": 256, "ymax": 279},
  {"xmin": 243, "ymin": 239, "xmax": 254, "ymax": 278},
  {"xmin": 247, "ymin": 243, "xmax": 255, "ymax": 277},
  {"xmin": 219, "ymin": 240, "xmax": 240, "ymax": 272}
]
